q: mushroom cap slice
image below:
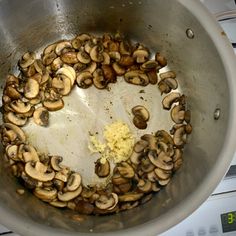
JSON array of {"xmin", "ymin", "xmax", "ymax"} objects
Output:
[
  {"xmin": 173, "ymin": 126, "xmax": 187, "ymax": 147},
  {"xmin": 66, "ymin": 173, "xmax": 82, "ymax": 191},
  {"xmin": 112, "ymin": 62, "xmax": 126, "ymax": 76},
  {"xmin": 61, "ymin": 51, "xmax": 78, "ymax": 64},
  {"xmin": 21, "ymin": 144, "xmax": 39, "ymax": 162},
  {"xmin": 155, "ymin": 53, "xmax": 167, "ymax": 67},
  {"xmin": 58, "ymin": 185, "xmax": 82, "ymax": 201},
  {"xmin": 155, "ymin": 130, "xmax": 174, "ymax": 145},
  {"xmin": 55, "ymin": 41, "xmax": 72, "ymax": 56},
  {"xmin": 25, "ymin": 161, "xmax": 55, "ymax": 182},
  {"xmin": 6, "ymin": 144, "xmax": 19, "ymax": 161},
  {"xmin": 76, "ymin": 71, "xmax": 93, "ymax": 89},
  {"xmin": 2, "ymin": 123, "xmax": 26, "ymax": 144},
  {"xmin": 24, "ymin": 78, "xmax": 40, "ymax": 99},
  {"xmin": 132, "ymin": 49, "xmax": 149, "ymax": 63},
  {"xmin": 6, "ymin": 112, "xmax": 27, "ymax": 126},
  {"xmin": 118, "ymin": 192, "xmax": 144, "ymax": 202},
  {"xmin": 33, "ymin": 107, "xmax": 49, "ymax": 126},
  {"xmin": 34, "ymin": 187, "xmax": 57, "ymax": 202},
  {"xmin": 140, "ymin": 60, "xmax": 159, "ymax": 71},
  {"xmin": 19, "ymin": 52, "xmax": 36, "ymax": 69},
  {"xmin": 90, "ymin": 45, "xmax": 104, "ymax": 63},
  {"xmin": 56, "ymin": 65, "xmax": 76, "ymax": 86},
  {"xmin": 133, "ymin": 140, "xmax": 149, "ymax": 153},
  {"xmin": 95, "ymin": 159, "xmax": 110, "ymax": 178},
  {"xmin": 124, "ymin": 70, "xmax": 149, "ymax": 86},
  {"xmin": 95, "ymin": 193, "xmax": 117, "ymax": 210},
  {"xmin": 50, "ymin": 156, "xmax": 63, "ymax": 171},
  {"xmin": 117, "ymin": 162, "xmax": 135, "ymax": 179},
  {"xmin": 43, "ymin": 98, "xmax": 64, "ymax": 111},
  {"xmin": 10, "ymin": 100, "xmax": 31, "ymax": 114},
  {"xmin": 162, "ymin": 92, "xmax": 181, "ymax": 110},
  {"xmin": 133, "ymin": 115, "xmax": 147, "ymax": 130},
  {"xmin": 77, "ymin": 50, "xmax": 91, "ymax": 64},
  {"xmin": 58, "ymin": 75, "xmax": 72, "ymax": 96},
  {"xmin": 93, "ymin": 69, "xmax": 107, "ymax": 89},
  {"xmin": 159, "ymin": 71, "xmax": 176, "ymax": 80},
  {"xmin": 137, "ymin": 179, "xmax": 152, "ymax": 193},
  {"xmin": 132, "ymin": 105, "xmax": 150, "ymax": 121},
  {"xmin": 154, "ymin": 168, "xmax": 171, "ymax": 180},
  {"xmin": 147, "ymin": 70, "xmax": 158, "ymax": 85},
  {"xmin": 171, "ymin": 105, "xmax": 185, "ymax": 124},
  {"xmin": 50, "ymin": 201, "xmax": 67, "ymax": 208}
]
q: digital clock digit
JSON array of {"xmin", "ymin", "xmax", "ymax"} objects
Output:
[{"xmin": 221, "ymin": 211, "xmax": 236, "ymax": 233}]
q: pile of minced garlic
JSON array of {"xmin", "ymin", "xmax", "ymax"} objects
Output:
[{"xmin": 88, "ymin": 121, "xmax": 135, "ymax": 164}]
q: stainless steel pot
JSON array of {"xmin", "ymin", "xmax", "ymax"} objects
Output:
[{"xmin": 0, "ymin": 0, "xmax": 236, "ymax": 235}]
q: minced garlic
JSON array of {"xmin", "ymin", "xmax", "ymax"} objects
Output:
[{"xmin": 88, "ymin": 121, "xmax": 134, "ymax": 163}]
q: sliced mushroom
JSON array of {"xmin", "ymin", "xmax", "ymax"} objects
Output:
[
  {"xmin": 50, "ymin": 200, "xmax": 67, "ymax": 208},
  {"xmin": 171, "ymin": 105, "xmax": 185, "ymax": 124},
  {"xmin": 58, "ymin": 75, "xmax": 72, "ymax": 96},
  {"xmin": 102, "ymin": 52, "xmax": 110, "ymax": 65},
  {"xmin": 130, "ymin": 151, "xmax": 141, "ymax": 165},
  {"xmin": 162, "ymin": 92, "xmax": 181, "ymax": 110},
  {"xmin": 112, "ymin": 62, "xmax": 126, "ymax": 76},
  {"xmin": 101, "ymin": 65, "xmax": 116, "ymax": 83},
  {"xmin": 132, "ymin": 105, "xmax": 150, "ymax": 121},
  {"xmin": 112, "ymin": 172, "xmax": 130, "ymax": 185},
  {"xmin": 148, "ymin": 150, "xmax": 173, "ymax": 170},
  {"xmin": 58, "ymin": 185, "xmax": 82, "ymax": 201},
  {"xmin": 119, "ymin": 55, "xmax": 134, "ymax": 67},
  {"xmin": 66, "ymin": 173, "xmax": 82, "ymax": 191},
  {"xmin": 154, "ymin": 168, "xmax": 171, "ymax": 180},
  {"xmin": 93, "ymin": 68, "xmax": 107, "ymax": 89},
  {"xmin": 76, "ymin": 71, "xmax": 93, "ymax": 88},
  {"xmin": 119, "ymin": 40, "xmax": 132, "ymax": 55},
  {"xmin": 151, "ymin": 182, "xmax": 161, "ymax": 192},
  {"xmin": 54, "ymin": 167, "xmax": 70, "ymax": 182},
  {"xmin": 84, "ymin": 40, "xmax": 96, "ymax": 54},
  {"xmin": 76, "ymin": 33, "xmax": 91, "ymax": 43},
  {"xmin": 21, "ymin": 144, "xmax": 39, "ymax": 162},
  {"xmin": 56, "ymin": 65, "xmax": 76, "ymax": 86},
  {"xmin": 95, "ymin": 193, "xmax": 118, "ymax": 210},
  {"xmin": 43, "ymin": 98, "xmax": 64, "ymax": 111},
  {"xmin": 6, "ymin": 74, "xmax": 19, "ymax": 85},
  {"xmin": 158, "ymin": 178, "xmax": 171, "ymax": 186},
  {"xmin": 185, "ymin": 123, "xmax": 192, "ymax": 134},
  {"xmin": 53, "ymin": 179, "xmax": 64, "ymax": 191},
  {"xmin": 155, "ymin": 130, "xmax": 174, "ymax": 145},
  {"xmin": 95, "ymin": 159, "xmax": 110, "ymax": 178},
  {"xmin": 173, "ymin": 126, "xmax": 187, "ymax": 147},
  {"xmin": 83, "ymin": 61, "xmax": 97, "ymax": 74},
  {"xmin": 60, "ymin": 51, "xmax": 78, "ymax": 64},
  {"xmin": 25, "ymin": 161, "xmax": 55, "ymax": 182},
  {"xmin": 109, "ymin": 51, "xmax": 121, "ymax": 62},
  {"xmin": 51, "ymin": 57, "xmax": 63, "ymax": 71},
  {"xmin": 42, "ymin": 51, "xmax": 57, "ymax": 66},
  {"xmin": 117, "ymin": 162, "xmax": 134, "ymax": 178},
  {"xmin": 184, "ymin": 110, "xmax": 191, "ymax": 123},
  {"xmin": 34, "ymin": 187, "xmax": 57, "ymax": 202},
  {"xmin": 55, "ymin": 41, "xmax": 72, "ymax": 56},
  {"xmin": 77, "ymin": 50, "xmax": 91, "ymax": 64},
  {"xmin": 137, "ymin": 179, "xmax": 152, "ymax": 193},
  {"xmin": 90, "ymin": 45, "xmax": 104, "ymax": 62},
  {"xmin": 159, "ymin": 71, "xmax": 176, "ymax": 80},
  {"xmin": 50, "ymin": 156, "xmax": 63, "ymax": 171},
  {"xmin": 118, "ymin": 192, "xmax": 144, "ymax": 202},
  {"xmin": 19, "ymin": 52, "xmax": 36, "ymax": 69},
  {"xmin": 6, "ymin": 144, "xmax": 19, "ymax": 161},
  {"xmin": 4, "ymin": 85, "xmax": 21, "ymax": 100},
  {"xmin": 43, "ymin": 43, "xmax": 57, "ymax": 55},
  {"xmin": 133, "ymin": 140, "xmax": 148, "ymax": 153},
  {"xmin": 24, "ymin": 78, "xmax": 40, "ymax": 99},
  {"xmin": 147, "ymin": 70, "xmax": 158, "ymax": 85},
  {"xmin": 140, "ymin": 60, "xmax": 159, "ymax": 72},
  {"xmin": 10, "ymin": 100, "xmax": 31, "ymax": 114},
  {"xmin": 133, "ymin": 49, "xmax": 149, "ymax": 63},
  {"xmin": 6, "ymin": 112, "xmax": 27, "ymax": 126},
  {"xmin": 33, "ymin": 107, "xmax": 49, "ymax": 126},
  {"xmin": 140, "ymin": 157, "xmax": 155, "ymax": 173},
  {"xmin": 133, "ymin": 115, "xmax": 147, "ymax": 129},
  {"xmin": 155, "ymin": 53, "xmax": 167, "ymax": 67},
  {"xmin": 124, "ymin": 70, "xmax": 149, "ymax": 86}
]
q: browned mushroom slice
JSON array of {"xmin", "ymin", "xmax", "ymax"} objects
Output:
[
  {"xmin": 95, "ymin": 159, "xmax": 110, "ymax": 178},
  {"xmin": 55, "ymin": 41, "xmax": 72, "ymax": 56},
  {"xmin": 112, "ymin": 62, "xmax": 126, "ymax": 76},
  {"xmin": 19, "ymin": 52, "xmax": 36, "ymax": 69},
  {"xmin": 101, "ymin": 65, "xmax": 116, "ymax": 83},
  {"xmin": 154, "ymin": 168, "xmax": 171, "ymax": 180},
  {"xmin": 50, "ymin": 200, "xmax": 67, "ymax": 208},
  {"xmin": 109, "ymin": 51, "xmax": 121, "ymax": 62},
  {"xmin": 61, "ymin": 51, "xmax": 78, "ymax": 64},
  {"xmin": 162, "ymin": 92, "xmax": 181, "ymax": 110},
  {"xmin": 34, "ymin": 187, "xmax": 57, "ymax": 202},
  {"xmin": 93, "ymin": 68, "xmax": 107, "ymax": 89},
  {"xmin": 76, "ymin": 50, "xmax": 91, "ymax": 64},
  {"xmin": 33, "ymin": 107, "xmax": 49, "ymax": 126},
  {"xmin": 133, "ymin": 140, "xmax": 149, "ymax": 153},
  {"xmin": 124, "ymin": 70, "xmax": 149, "ymax": 86},
  {"xmin": 159, "ymin": 71, "xmax": 176, "ymax": 80},
  {"xmin": 119, "ymin": 55, "xmax": 134, "ymax": 67},
  {"xmin": 118, "ymin": 192, "xmax": 144, "ymax": 202},
  {"xmin": 119, "ymin": 40, "xmax": 132, "ymax": 55},
  {"xmin": 185, "ymin": 123, "xmax": 192, "ymax": 134},
  {"xmin": 147, "ymin": 70, "xmax": 158, "ymax": 85},
  {"xmin": 155, "ymin": 52, "xmax": 167, "ymax": 67},
  {"xmin": 147, "ymin": 171, "xmax": 159, "ymax": 182},
  {"xmin": 58, "ymin": 185, "xmax": 82, "ymax": 201},
  {"xmin": 6, "ymin": 112, "xmax": 27, "ymax": 126},
  {"xmin": 158, "ymin": 178, "xmax": 171, "ymax": 186},
  {"xmin": 137, "ymin": 179, "xmax": 152, "ymax": 193},
  {"xmin": 117, "ymin": 162, "xmax": 135, "ymax": 178},
  {"xmin": 43, "ymin": 98, "xmax": 64, "ymax": 111},
  {"xmin": 42, "ymin": 51, "xmax": 57, "ymax": 66},
  {"xmin": 4, "ymin": 85, "xmax": 21, "ymax": 100},
  {"xmin": 158, "ymin": 80, "xmax": 172, "ymax": 94},
  {"xmin": 155, "ymin": 130, "xmax": 174, "ymax": 145},
  {"xmin": 95, "ymin": 193, "xmax": 118, "ymax": 210},
  {"xmin": 130, "ymin": 151, "xmax": 142, "ymax": 165},
  {"xmin": 140, "ymin": 60, "xmax": 159, "ymax": 72},
  {"xmin": 20, "ymin": 144, "xmax": 39, "ymax": 162},
  {"xmin": 50, "ymin": 156, "xmax": 63, "ymax": 171},
  {"xmin": 173, "ymin": 126, "xmax": 187, "ymax": 147},
  {"xmin": 148, "ymin": 150, "xmax": 173, "ymax": 170},
  {"xmin": 90, "ymin": 45, "xmax": 104, "ymax": 63},
  {"xmin": 24, "ymin": 78, "xmax": 40, "ymax": 99},
  {"xmin": 141, "ymin": 134, "xmax": 158, "ymax": 150},
  {"xmin": 171, "ymin": 105, "xmax": 185, "ymax": 124},
  {"xmin": 133, "ymin": 115, "xmax": 147, "ymax": 130},
  {"xmin": 132, "ymin": 105, "xmax": 150, "ymax": 121},
  {"xmin": 132, "ymin": 48, "xmax": 149, "ymax": 63},
  {"xmin": 140, "ymin": 157, "xmax": 155, "ymax": 173},
  {"xmin": 76, "ymin": 33, "xmax": 91, "ymax": 44},
  {"xmin": 184, "ymin": 110, "xmax": 191, "ymax": 123},
  {"xmin": 25, "ymin": 161, "xmax": 55, "ymax": 182},
  {"xmin": 173, "ymin": 158, "xmax": 183, "ymax": 172},
  {"xmin": 76, "ymin": 71, "xmax": 93, "ymax": 89},
  {"xmin": 66, "ymin": 173, "xmax": 82, "ymax": 191},
  {"xmin": 120, "ymin": 201, "xmax": 139, "ymax": 211},
  {"xmin": 10, "ymin": 100, "xmax": 31, "ymax": 114},
  {"xmin": 56, "ymin": 65, "xmax": 76, "ymax": 86}
]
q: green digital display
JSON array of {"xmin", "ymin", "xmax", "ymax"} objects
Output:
[{"xmin": 221, "ymin": 211, "xmax": 236, "ymax": 233}]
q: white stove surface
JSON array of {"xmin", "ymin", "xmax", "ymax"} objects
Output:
[{"xmin": 0, "ymin": 1, "xmax": 236, "ymax": 236}]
